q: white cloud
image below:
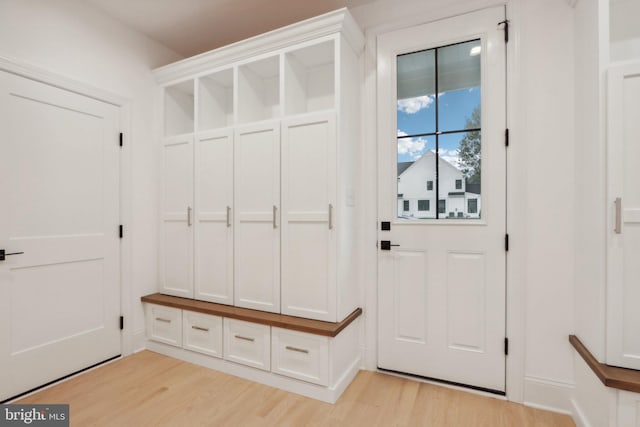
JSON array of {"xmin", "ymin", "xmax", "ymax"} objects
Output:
[
  {"xmin": 438, "ymin": 148, "xmax": 462, "ymax": 170},
  {"xmin": 397, "ymin": 95, "xmax": 433, "ymax": 114},
  {"xmin": 398, "ymin": 131, "xmax": 427, "ymax": 159}
]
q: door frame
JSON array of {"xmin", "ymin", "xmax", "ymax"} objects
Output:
[
  {"xmin": 0, "ymin": 55, "xmax": 134, "ymax": 356},
  {"xmin": 361, "ymin": 1, "xmax": 525, "ymax": 403}
]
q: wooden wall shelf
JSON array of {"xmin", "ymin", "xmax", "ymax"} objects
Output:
[
  {"xmin": 570, "ymin": 335, "xmax": 640, "ymax": 394},
  {"xmin": 142, "ymin": 293, "xmax": 362, "ymax": 337}
]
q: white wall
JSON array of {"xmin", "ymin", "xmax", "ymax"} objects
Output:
[
  {"xmin": 610, "ymin": 0, "xmax": 640, "ymax": 62},
  {"xmin": 573, "ymin": 0, "xmax": 608, "ymax": 365},
  {"xmin": 517, "ymin": 0, "xmax": 575, "ymax": 409},
  {"xmin": 0, "ymin": 0, "xmax": 182, "ymax": 351},
  {"xmin": 353, "ymin": 0, "xmax": 576, "ymax": 412}
]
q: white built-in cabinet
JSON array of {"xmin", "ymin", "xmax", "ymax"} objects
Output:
[
  {"xmin": 157, "ymin": 9, "xmax": 363, "ymax": 323},
  {"xmin": 606, "ymin": 61, "xmax": 640, "ymax": 370}
]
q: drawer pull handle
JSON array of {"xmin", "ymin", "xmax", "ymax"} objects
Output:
[
  {"xmin": 328, "ymin": 204, "xmax": 333, "ymax": 230},
  {"xmin": 187, "ymin": 206, "xmax": 193, "ymax": 227},
  {"xmin": 191, "ymin": 326, "xmax": 209, "ymax": 332},
  {"xmin": 285, "ymin": 346, "xmax": 309, "ymax": 354},
  {"xmin": 615, "ymin": 197, "xmax": 622, "ymax": 234},
  {"xmin": 234, "ymin": 335, "xmax": 255, "ymax": 342},
  {"xmin": 273, "ymin": 205, "xmax": 278, "ymax": 229},
  {"xmin": 155, "ymin": 317, "xmax": 171, "ymax": 323},
  {"xmin": 227, "ymin": 206, "xmax": 232, "ymax": 227}
]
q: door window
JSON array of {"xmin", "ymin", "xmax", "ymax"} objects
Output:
[{"xmin": 396, "ymin": 40, "xmax": 481, "ymax": 219}]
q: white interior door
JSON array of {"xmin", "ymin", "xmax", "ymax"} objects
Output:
[
  {"xmin": 606, "ymin": 61, "xmax": 640, "ymax": 370},
  {"xmin": 377, "ymin": 7, "xmax": 507, "ymax": 392},
  {"xmin": 195, "ymin": 129, "xmax": 233, "ymax": 304},
  {"xmin": 234, "ymin": 122, "xmax": 280, "ymax": 313},
  {"xmin": 0, "ymin": 71, "xmax": 121, "ymax": 401},
  {"xmin": 281, "ymin": 112, "xmax": 337, "ymax": 321}
]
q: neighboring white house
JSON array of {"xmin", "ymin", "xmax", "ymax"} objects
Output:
[{"xmin": 397, "ymin": 150, "xmax": 481, "ymax": 219}]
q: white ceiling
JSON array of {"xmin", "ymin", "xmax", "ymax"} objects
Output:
[{"xmin": 87, "ymin": 0, "xmax": 378, "ymax": 58}]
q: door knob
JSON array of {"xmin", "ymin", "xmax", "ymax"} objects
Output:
[
  {"xmin": 0, "ymin": 249, "xmax": 24, "ymax": 261},
  {"xmin": 380, "ymin": 241, "xmax": 400, "ymax": 251}
]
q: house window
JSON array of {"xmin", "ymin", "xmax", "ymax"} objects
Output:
[
  {"xmin": 403, "ymin": 200, "xmax": 410, "ymax": 211},
  {"xmin": 418, "ymin": 200, "xmax": 430, "ymax": 211},
  {"xmin": 468, "ymin": 198, "xmax": 478, "ymax": 214},
  {"xmin": 396, "ymin": 39, "xmax": 482, "ymax": 219}
]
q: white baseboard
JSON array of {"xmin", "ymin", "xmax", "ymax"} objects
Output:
[
  {"xmin": 570, "ymin": 397, "xmax": 593, "ymax": 427},
  {"xmin": 146, "ymin": 340, "xmax": 361, "ymax": 404},
  {"xmin": 523, "ymin": 376, "xmax": 575, "ymax": 415},
  {"xmin": 132, "ymin": 330, "xmax": 146, "ymax": 353}
]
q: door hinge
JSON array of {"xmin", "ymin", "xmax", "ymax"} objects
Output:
[
  {"xmin": 499, "ymin": 20, "xmax": 510, "ymax": 43},
  {"xmin": 505, "ymin": 128, "xmax": 510, "ymax": 147},
  {"xmin": 119, "ymin": 225, "xmax": 124, "ymax": 239},
  {"xmin": 119, "ymin": 132, "xmax": 123, "ymax": 147},
  {"xmin": 120, "ymin": 316, "xmax": 124, "ymax": 330},
  {"xmin": 504, "ymin": 337, "xmax": 509, "ymax": 355},
  {"xmin": 505, "ymin": 233, "xmax": 509, "ymax": 252}
]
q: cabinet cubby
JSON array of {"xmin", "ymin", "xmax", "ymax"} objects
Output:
[
  {"xmin": 284, "ymin": 40, "xmax": 335, "ymax": 115},
  {"xmin": 237, "ymin": 56, "xmax": 280, "ymax": 123},
  {"xmin": 164, "ymin": 80, "xmax": 195, "ymax": 136},
  {"xmin": 198, "ymin": 69, "xmax": 234, "ymax": 131}
]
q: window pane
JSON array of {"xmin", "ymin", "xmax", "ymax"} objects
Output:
[
  {"xmin": 397, "ymin": 147, "xmax": 436, "ymax": 219},
  {"xmin": 439, "ymin": 131, "xmax": 481, "ymax": 219},
  {"xmin": 397, "ymin": 50, "xmax": 436, "ymax": 137},
  {"xmin": 437, "ymin": 40, "xmax": 481, "ymax": 133}
]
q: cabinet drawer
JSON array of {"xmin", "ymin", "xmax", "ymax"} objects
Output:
[
  {"xmin": 271, "ymin": 327, "xmax": 329, "ymax": 386},
  {"xmin": 224, "ymin": 319, "xmax": 270, "ymax": 371},
  {"xmin": 146, "ymin": 304, "xmax": 182, "ymax": 347},
  {"xmin": 183, "ymin": 311, "xmax": 223, "ymax": 357}
]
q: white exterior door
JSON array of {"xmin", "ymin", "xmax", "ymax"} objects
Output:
[
  {"xmin": 606, "ymin": 61, "xmax": 640, "ymax": 370},
  {"xmin": 160, "ymin": 135, "xmax": 194, "ymax": 298},
  {"xmin": 195, "ymin": 129, "xmax": 234, "ymax": 304},
  {"xmin": 377, "ymin": 7, "xmax": 507, "ymax": 392},
  {"xmin": 0, "ymin": 71, "xmax": 121, "ymax": 401},
  {"xmin": 234, "ymin": 122, "xmax": 280, "ymax": 313},
  {"xmin": 281, "ymin": 112, "xmax": 337, "ymax": 321}
]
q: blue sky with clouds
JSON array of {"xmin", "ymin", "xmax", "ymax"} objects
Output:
[{"xmin": 397, "ymin": 87, "xmax": 480, "ymax": 166}]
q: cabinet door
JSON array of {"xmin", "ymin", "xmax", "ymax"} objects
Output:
[
  {"xmin": 195, "ymin": 129, "xmax": 233, "ymax": 304},
  {"xmin": 281, "ymin": 113, "xmax": 337, "ymax": 321},
  {"xmin": 234, "ymin": 122, "xmax": 280, "ymax": 313},
  {"xmin": 160, "ymin": 135, "xmax": 194, "ymax": 298},
  {"xmin": 607, "ymin": 62, "xmax": 640, "ymax": 369}
]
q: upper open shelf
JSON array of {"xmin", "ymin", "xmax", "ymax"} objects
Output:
[
  {"xmin": 284, "ymin": 40, "xmax": 336, "ymax": 116},
  {"xmin": 164, "ymin": 81, "xmax": 195, "ymax": 137},
  {"xmin": 198, "ymin": 69, "xmax": 234, "ymax": 131},
  {"xmin": 237, "ymin": 56, "xmax": 280, "ymax": 124}
]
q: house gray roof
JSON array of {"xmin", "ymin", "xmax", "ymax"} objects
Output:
[
  {"xmin": 466, "ymin": 182, "xmax": 481, "ymax": 194},
  {"xmin": 397, "ymin": 161, "xmax": 414, "ymax": 176}
]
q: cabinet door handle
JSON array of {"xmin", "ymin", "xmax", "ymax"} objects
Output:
[
  {"xmin": 235, "ymin": 335, "xmax": 255, "ymax": 342},
  {"xmin": 191, "ymin": 325, "xmax": 209, "ymax": 332},
  {"xmin": 273, "ymin": 205, "xmax": 278, "ymax": 229},
  {"xmin": 227, "ymin": 206, "xmax": 231, "ymax": 227},
  {"xmin": 187, "ymin": 206, "xmax": 193, "ymax": 227},
  {"xmin": 615, "ymin": 197, "xmax": 622, "ymax": 234},
  {"xmin": 285, "ymin": 345, "xmax": 309, "ymax": 354},
  {"xmin": 328, "ymin": 204, "xmax": 333, "ymax": 230},
  {"xmin": 155, "ymin": 317, "xmax": 171, "ymax": 323}
]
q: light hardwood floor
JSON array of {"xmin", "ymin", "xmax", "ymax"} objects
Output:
[{"xmin": 17, "ymin": 351, "xmax": 575, "ymax": 426}]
